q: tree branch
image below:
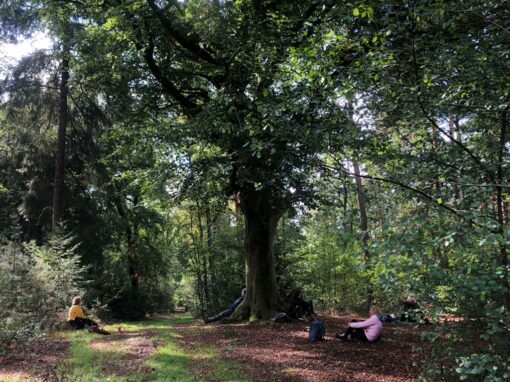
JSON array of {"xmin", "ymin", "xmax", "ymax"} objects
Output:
[
  {"xmin": 146, "ymin": 0, "xmax": 223, "ymax": 67},
  {"xmin": 143, "ymin": 37, "xmax": 199, "ymax": 113},
  {"xmin": 322, "ymin": 158, "xmax": 489, "ymax": 230},
  {"xmin": 408, "ymin": 3, "xmax": 497, "ymax": 185}
]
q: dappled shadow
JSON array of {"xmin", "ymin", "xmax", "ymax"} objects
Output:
[
  {"xmin": 90, "ymin": 329, "xmax": 158, "ymax": 344},
  {"xmin": 89, "ymin": 329, "xmax": 159, "ymax": 359},
  {"xmin": 82, "ymin": 327, "xmax": 171, "ymax": 378},
  {"xmin": 0, "ymin": 335, "xmax": 69, "ymax": 381},
  {"xmin": 145, "ymin": 352, "xmax": 196, "ymax": 381},
  {"xmin": 173, "ymin": 312, "xmax": 426, "ymax": 382},
  {"xmin": 84, "ymin": 347, "xmax": 154, "ymax": 376}
]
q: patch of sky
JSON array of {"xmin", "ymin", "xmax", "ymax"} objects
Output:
[{"xmin": 0, "ymin": 31, "xmax": 53, "ymax": 76}]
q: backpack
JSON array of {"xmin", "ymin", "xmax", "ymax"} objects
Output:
[{"xmin": 308, "ymin": 320, "xmax": 325, "ymax": 343}]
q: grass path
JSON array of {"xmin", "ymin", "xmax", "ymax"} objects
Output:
[
  {"xmin": 64, "ymin": 314, "xmax": 250, "ymax": 382},
  {"xmin": 0, "ymin": 314, "xmax": 250, "ymax": 382},
  {"xmin": 2, "ymin": 312, "xmax": 425, "ymax": 381}
]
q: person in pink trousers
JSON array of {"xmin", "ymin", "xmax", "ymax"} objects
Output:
[{"xmin": 335, "ymin": 305, "xmax": 383, "ymax": 342}]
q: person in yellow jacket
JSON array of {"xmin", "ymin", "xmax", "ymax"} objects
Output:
[{"xmin": 67, "ymin": 297, "xmax": 110, "ymax": 335}]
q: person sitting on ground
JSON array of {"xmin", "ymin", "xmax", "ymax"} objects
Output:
[
  {"xmin": 400, "ymin": 295, "xmax": 431, "ymax": 324},
  {"xmin": 335, "ymin": 305, "xmax": 383, "ymax": 342},
  {"xmin": 204, "ymin": 288, "xmax": 246, "ymax": 324},
  {"xmin": 67, "ymin": 296, "xmax": 110, "ymax": 335},
  {"xmin": 286, "ymin": 289, "xmax": 316, "ymax": 321}
]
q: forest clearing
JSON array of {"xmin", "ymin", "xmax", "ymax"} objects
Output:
[
  {"xmin": 1, "ymin": 0, "xmax": 509, "ymax": 381},
  {"xmin": 1, "ymin": 313, "xmax": 430, "ymax": 382}
]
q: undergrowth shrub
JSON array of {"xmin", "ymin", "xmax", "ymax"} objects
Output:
[
  {"xmin": 418, "ymin": 264, "xmax": 510, "ymax": 382},
  {"xmin": 0, "ymin": 231, "xmax": 89, "ymax": 347}
]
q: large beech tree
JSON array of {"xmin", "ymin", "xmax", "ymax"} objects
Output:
[{"xmin": 72, "ymin": 0, "xmax": 353, "ymax": 320}]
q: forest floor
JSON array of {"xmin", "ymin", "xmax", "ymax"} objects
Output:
[{"xmin": 0, "ymin": 312, "xmax": 430, "ymax": 382}]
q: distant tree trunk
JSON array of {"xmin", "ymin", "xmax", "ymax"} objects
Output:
[
  {"xmin": 127, "ymin": 225, "xmax": 139, "ymax": 290},
  {"xmin": 197, "ymin": 206, "xmax": 209, "ymax": 309},
  {"xmin": 342, "ymin": 178, "xmax": 349, "ymax": 214},
  {"xmin": 52, "ymin": 52, "xmax": 69, "ymax": 232},
  {"xmin": 189, "ymin": 209, "xmax": 206, "ymax": 318},
  {"xmin": 112, "ymin": 193, "xmax": 140, "ymax": 292},
  {"xmin": 496, "ymin": 108, "xmax": 510, "ymax": 309},
  {"xmin": 127, "ymin": 194, "xmax": 140, "ymax": 291},
  {"xmin": 205, "ymin": 204, "xmax": 214, "ymax": 264},
  {"xmin": 205, "ymin": 204, "xmax": 218, "ymax": 307},
  {"xmin": 230, "ymin": 187, "xmax": 286, "ymax": 321},
  {"xmin": 449, "ymin": 114, "xmax": 462, "ymax": 202},
  {"xmin": 353, "ymin": 159, "xmax": 373, "ymax": 306}
]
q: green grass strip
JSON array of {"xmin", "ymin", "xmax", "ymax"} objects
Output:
[{"xmin": 60, "ymin": 314, "xmax": 250, "ymax": 382}]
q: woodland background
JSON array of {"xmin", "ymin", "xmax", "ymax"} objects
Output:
[{"xmin": 0, "ymin": 1, "xmax": 509, "ymax": 380}]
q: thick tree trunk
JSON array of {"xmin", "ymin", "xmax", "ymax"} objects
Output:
[
  {"xmin": 52, "ymin": 54, "xmax": 69, "ymax": 232},
  {"xmin": 230, "ymin": 188, "xmax": 286, "ymax": 321}
]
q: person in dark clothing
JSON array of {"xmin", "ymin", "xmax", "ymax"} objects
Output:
[
  {"xmin": 400, "ymin": 295, "xmax": 431, "ymax": 324},
  {"xmin": 204, "ymin": 289, "xmax": 246, "ymax": 324},
  {"xmin": 287, "ymin": 289, "xmax": 315, "ymax": 321}
]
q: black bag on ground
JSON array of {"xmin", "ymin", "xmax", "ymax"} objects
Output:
[{"xmin": 308, "ymin": 319, "xmax": 325, "ymax": 343}]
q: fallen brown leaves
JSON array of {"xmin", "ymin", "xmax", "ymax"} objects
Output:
[
  {"xmin": 0, "ymin": 313, "xmax": 428, "ymax": 382},
  {"xmin": 0, "ymin": 329, "xmax": 159, "ymax": 380},
  {"xmin": 0, "ymin": 334, "xmax": 69, "ymax": 381},
  {"xmin": 173, "ymin": 312, "xmax": 426, "ymax": 382}
]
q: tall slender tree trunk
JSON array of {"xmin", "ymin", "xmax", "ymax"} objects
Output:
[
  {"xmin": 52, "ymin": 52, "xmax": 69, "ymax": 232},
  {"xmin": 230, "ymin": 188, "xmax": 286, "ymax": 321},
  {"xmin": 197, "ymin": 206, "xmax": 209, "ymax": 309},
  {"xmin": 127, "ymin": 226, "xmax": 139, "ymax": 289},
  {"xmin": 205, "ymin": 204, "xmax": 217, "ymax": 307},
  {"xmin": 190, "ymin": 209, "xmax": 206, "ymax": 317},
  {"xmin": 496, "ymin": 109, "xmax": 510, "ymax": 309},
  {"xmin": 127, "ymin": 194, "xmax": 140, "ymax": 291},
  {"xmin": 449, "ymin": 114, "xmax": 463, "ymax": 202},
  {"xmin": 112, "ymin": 193, "xmax": 140, "ymax": 292},
  {"xmin": 353, "ymin": 160, "xmax": 373, "ymax": 306}
]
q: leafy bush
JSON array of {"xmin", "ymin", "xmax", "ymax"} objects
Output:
[
  {"xmin": 418, "ymin": 263, "xmax": 510, "ymax": 382},
  {"xmin": 456, "ymin": 353, "xmax": 510, "ymax": 382},
  {"xmin": 0, "ymin": 231, "xmax": 89, "ymax": 346}
]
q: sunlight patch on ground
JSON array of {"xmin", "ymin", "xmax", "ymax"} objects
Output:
[
  {"xmin": 283, "ymin": 367, "xmax": 301, "ymax": 375},
  {"xmin": 89, "ymin": 330, "xmax": 158, "ymax": 358},
  {"xmin": 0, "ymin": 372, "xmax": 30, "ymax": 382}
]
